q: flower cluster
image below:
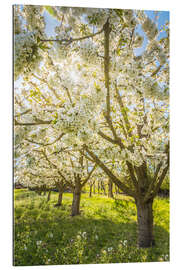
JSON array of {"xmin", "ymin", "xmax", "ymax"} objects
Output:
[
  {"xmin": 14, "ymin": 32, "xmax": 42, "ymax": 79},
  {"xmin": 133, "ymin": 33, "xmax": 144, "ymax": 48},
  {"xmin": 142, "ymin": 17, "xmax": 158, "ymax": 40},
  {"xmin": 22, "ymin": 5, "xmax": 45, "ymax": 34}
]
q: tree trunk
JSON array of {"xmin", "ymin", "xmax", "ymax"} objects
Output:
[
  {"xmin": 93, "ymin": 182, "xmax": 96, "ymax": 194},
  {"xmin": 98, "ymin": 182, "xmax": 100, "ymax": 194},
  {"xmin": 58, "ymin": 189, "xmax": 63, "ymax": 205},
  {"xmin": 115, "ymin": 185, "xmax": 121, "ymax": 195},
  {"xmin": 37, "ymin": 190, "xmax": 42, "ymax": 195},
  {"xmin": 54, "ymin": 189, "xmax": 63, "ymax": 207},
  {"xmin": 104, "ymin": 186, "xmax": 106, "ymax": 196},
  {"xmin": 101, "ymin": 181, "xmax": 106, "ymax": 195},
  {"xmin": 71, "ymin": 185, "xmax": 81, "ymax": 216},
  {"xmin": 89, "ymin": 184, "xmax": 92, "ymax": 198},
  {"xmin": 136, "ymin": 199, "xmax": 154, "ymax": 248},
  {"xmin": 102, "ymin": 183, "xmax": 106, "ymax": 195},
  {"xmin": 47, "ymin": 191, "xmax": 51, "ymax": 202},
  {"xmin": 108, "ymin": 178, "xmax": 114, "ymax": 198}
]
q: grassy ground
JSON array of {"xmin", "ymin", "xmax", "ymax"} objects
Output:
[{"xmin": 14, "ymin": 189, "xmax": 169, "ymax": 266}]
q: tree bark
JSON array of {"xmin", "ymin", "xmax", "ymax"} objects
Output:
[
  {"xmin": 98, "ymin": 182, "xmax": 100, "ymax": 194},
  {"xmin": 71, "ymin": 185, "xmax": 81, "ymax": 216},
  {"xmin": 89, "ymin": 184, "xmax": 93, "ymax": 198},
  {"xmin": 100, "ymin": 181, "xmax": 106, "ymax": 195},
  {"xmin": 93, "ymin": 182, "xmax": 96, "ymax": 194},
  {"xmin": 37, "ymin": 190, "xmax": 42, "ymax": 195},
  {"xmin": 108, "ymin": 178, "xmax": 114, "ymax": 198},
  {"xmin": 54, "ymin": 189, "xmax": 63, "ymax": 206},
  {"xmin": 136, "ymin": 199, "xmax": 155, "ymax": 248},
  {"xmin": 47, "ymin": 191, "xmax": 51, "ymax": 202},
  {"xmin": 58, "ymin": 189, "xmax": 63, "ymax": 205},
  {"xmin": 104, "ymin": 185, "xmax": 106, "ymax": 196},
  {"xmin": 115, "ymin": 185, "xmax": 120, "ymax": 195},
  {"xmin": 101, "ymin": 182, "xmax": 106, "ymax": 195}
]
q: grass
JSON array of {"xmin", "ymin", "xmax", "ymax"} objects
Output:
[{"xmin": 14, "ymin": 189, "xmax": 169, "ymax": 266}]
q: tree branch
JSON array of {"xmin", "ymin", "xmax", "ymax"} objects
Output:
[
  {"xmin": 144, "ymin": 142, "xmax": 169, "ymax": 202},
  {"xmin": 25, "ymin": 133, "xmax": 64, "ymax": 146},
  {"xmin": 104, "ymin": 18, "xmax": 111, "ymax": 118},
  {"xmin": 115, "ymin": 82, "xmax": 132, "ymax": 137},
  {"xmin": 98, "ymin": 130, "xmax": 119, "ymax": 145},
  {"xmin": 126, "ymin": 161, "xmax": 139, "ymax": 193},
  {"xmin": 40, "ymin": 28, "xmax": 104, "ymax": 45},
  {"xmin": 82, "ymin": 164, "xmax": 97, "ymax": 186},
  {"xmin": 151, "ymin": 64, "xmax": 162, "ymax": 77},
  {"xmin": 32, "ymin": 73, "xmax": 61, "ymax": 100},
  {"xmin": 15, "ymin": 109, "xmax": 32, "ymax": 118},
  {"xmin": 151, "ymin": 144, "xmax": 169, "ymax": 199},
  {"xmin": 15, "ymin": 119, "xmax": 52, "ymax": 126},
  {"xmin": 83, "ymin": 144, "xmax": 136, "ymax": 197}
]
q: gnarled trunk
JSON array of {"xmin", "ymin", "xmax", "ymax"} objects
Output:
[
  {"xmin": 71, "ymin": 185, "xmax": 81, "ymax": 216},
  {"xmin": 136, "ymin": 199, "xmax": 154, "ymax": 248}
]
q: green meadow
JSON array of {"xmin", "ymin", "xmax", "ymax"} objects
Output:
[{"xmin": 14, "ymin": 189, "xmax": 169, "ymax": 266}]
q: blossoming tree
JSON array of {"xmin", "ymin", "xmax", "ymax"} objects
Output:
[
  {"xmin": 15, "ymin": 134, "xmax": 96, "ymax": 215},
  {"xmin": 14, "ymin": 6, "xmax": 169, "ymax": 247}
]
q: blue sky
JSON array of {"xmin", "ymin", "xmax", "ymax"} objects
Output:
[{"xmin": 44, "ymin": 10, "xmax": 61, "ymax": 37}]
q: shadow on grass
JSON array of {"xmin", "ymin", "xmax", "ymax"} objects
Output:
[{"xmin": 14, "ymin": 206, "xmax": 169, "ymax": 266}]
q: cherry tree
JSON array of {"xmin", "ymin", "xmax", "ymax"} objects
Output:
[
  {"xmin": 14, "ymin": 6, "xmax": 169, "ymax": 247},
  {"xmin": 15, "ymin": 129, "xmax": 96, "ymax": 215},
  {"xmin": 14, "ymin": 145, "xmax": 66, "ymax": 204},
  {"xmin": 36, "ymin": 148, "xmax": 97, "ymax": 216}
]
